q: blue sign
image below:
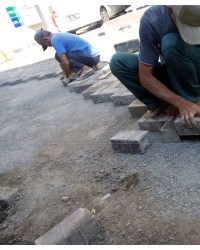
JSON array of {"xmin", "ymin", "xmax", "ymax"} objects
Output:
[{"xmin": 6, "ymin": 6, "xmax": 24, "ymax": 28}]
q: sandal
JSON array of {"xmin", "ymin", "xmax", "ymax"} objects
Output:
[{"xmin": 76, "ymin": 69, "xmax": 95, "ymax": 81}]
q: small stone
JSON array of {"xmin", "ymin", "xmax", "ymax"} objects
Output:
[
  {"xmin": 138, "ymin": 205, "xmax": 143, "ymax": 211},
  {"xmin": 101, "ymin": 193, "xmax": 111, "ymax": 201},
  {"xmin": 61, "ymin": 196, "xmax": 70, "ymax": 202}
]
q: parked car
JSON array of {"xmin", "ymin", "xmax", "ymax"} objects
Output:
[
  {"xmin": 100, "ymin": 5, "xmax": 130, "ymax": 23},
  {"xmin": 52, "ymin": 4, "xmax": 130, "ymax": 33}
]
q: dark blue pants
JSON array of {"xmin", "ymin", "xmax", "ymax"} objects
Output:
[
  {"xmin": 55, "ymin": 51, "xmax": 100, "ymax": 73},
  {"xmin": 109, "ymin": 33, "xmax": 200, "ymax": 111}
]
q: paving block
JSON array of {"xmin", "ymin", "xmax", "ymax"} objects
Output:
[
  {"xmin": 91, "ymin": 81, "xmax": 122, "ymax": 104},
  {"xmin": 160, "ymin": 117, "xmax": 181, "ymax": 143},
  {"xmin": 128, "ymin": 99, "xmax": 148, "ymax": 118},
  {"xmin": 114, "ymin": 39, "xmax": 140, "ymax": 53},
  {"xmin": 98, "ymin": 87, "xmax": 121, "ymax": 102},
  {"xmin": 138, "ymin": 112, "xmax": 170, "ymax": 132},
  {"xmin": 102, "ymin": 64, "xmax": 110, "ymax": 74},
  {"xmin": 110, "ymin": 130, "xmax": 150, "ymax": 154},
  {"xmin": 0, "ymin": 187, "xmax": 19, "ymax": 209},
  {"xmin": 96, "ymin": 61, "xmax": 109, "ymax": 70},
  {"xmin": 67, "ymin": 71, "xmax": 99, "ymax": 92},
  {"xmin": 111, "ymin": 88, "xmax": 135, "ymax": 106},
  {"xmin": 174, "ymin": 115, "xmax": 200, "ymax": 136},
  {"xmin": 111, "ymin": 87, "xmax": 127, "ymax": 106},
  {"xmin": 67, "ymin": 66, "xmax": 106, "ymax": 92},
  {"xmin": 74, "ymin": 70, "xmax": 102, "ymax": 93},
  {"xmin": 120, "ymin": 90, "xmax": 136, "ymax": 105},
  {"xmin": 67, "ymin": 80, "xmax": 80, "ymax": 92},
  {"xmin": 98, "ymin": 70, "xmax": 112, "ymax": 80},
  {"xmin": 82, "ymin": 79, "xmax": 115, "ymax": 99},
  {"xmin": 34, "ymin": 208, "xmax": 101, "ymax": 245}
]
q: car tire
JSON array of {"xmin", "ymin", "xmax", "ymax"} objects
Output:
[{"xmin": 100, "ymin": 6, "xmax": 110, "ymax": 23}]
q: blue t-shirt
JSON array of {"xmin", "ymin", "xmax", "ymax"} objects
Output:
[
  {"xmin": 139, "ymin": 5, "xmax": 179, "ymax": 65},
  {"xmin": 51, "ymin": 32, "xmax": 100, "ymax": 57}
]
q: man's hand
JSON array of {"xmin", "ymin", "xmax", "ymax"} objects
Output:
[
  {"xmin": 178, "ymin": 100, "xmax": 200, "ymax": 128},
  {"xmin": 59, "ymin": 54, "xmax": 71, "ymax": 78}
]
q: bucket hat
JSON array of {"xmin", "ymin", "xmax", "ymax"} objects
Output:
[{"xmin": 172, "ymin": 5, "xmax": 200, "ymax": 45}]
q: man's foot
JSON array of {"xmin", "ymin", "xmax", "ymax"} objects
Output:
[
  {"xmin": 76, "ymin": 66, "xmax": 95, "ymax": 81},
  {"xmin": 93, "ymin": 65, "xmax": 99, "ymax": 70},
  {"xmin": 147, "ymin": 104, "xmax": 169, "ymax": 118},
  {"xmin": 164, "ymin": 105, "xmax": 179, "ymax": 116}
]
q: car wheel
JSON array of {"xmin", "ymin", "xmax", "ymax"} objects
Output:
[{"xmin": 100, "ymin": 6, "xmax": 110, "ymax": 23}]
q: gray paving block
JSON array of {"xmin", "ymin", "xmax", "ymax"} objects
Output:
[
  {"xmin": 62, "ymin": 230, "xmax": 87, "ymax": 245},
  {"xmin": 114, "ymin": 39, "xmax": 140, "ymax": 53},
  {"xmin": 111, "ymin": 88, "xmax": 135, "ymax": 106},
  {"xmin": 67, "ymin": 68, "xmax": 104, "ymax": 92},
  {"xmin": 138, "ymin": 112, "xmax": 170, "ymax": 132},
  {"xmin": 128, "ymin": 99, "xmax": 148, "ymax": 118},
  {"xmin": 160, "ymin": 117, "xmax": 181, "ymax": 143},
  {"xmin": 98, "ymin": 70, "xmax": 112, "ymax": 80},
  {"xmin": 67, "ymin": 80, "xmax": 80, "ymax": 92},
  {"xmin": 98, "ymin": 87, "xmax": 121, "ymax": 102},
  {"xmin": 62, "ymin": 217, "xmax": 101, "ymax": 245},
  {"xmin": 91, "ymin": 81, "xmax": 122, "ymax": 104},
  {"xmin": 0, "ymin": 187, "xmax": 19, "ymax": 209},
  {"xmin": 120, "ymin": 90, "xmax": 136, "ymax": 105},
  {"xmin": 74, "ymin": 70, "xmax": 104, "ymax": 93},
  {"xmin": 96, "ymin": 61, "xmax": 109, "ymax": 70},
  {"xmin": 79, "ymin": 217, "xmax": 101, "ymax": 243},
  {"xmin": 82, "ymin": 79, "xmax": 114, "ymax": 100},
  {"xmin": 34, "ymin": 208, "xmax": 100, "ymax": 245},
  {"xmin": 110, "ymin": 130, "xmax": 150, "ymax": 154},
  {"xmin": 74, "ymin": 81, "xmax": 94, "ymax": 93},
  {"xmin": 174, "ymin": 115, "xmax": 200, "ymax": 136}
]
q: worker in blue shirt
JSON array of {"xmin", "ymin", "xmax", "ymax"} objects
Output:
[{"xmin": 34, "ymin": 29, "xmax": 100, "ymax": 82}]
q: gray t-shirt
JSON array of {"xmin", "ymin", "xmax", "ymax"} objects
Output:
[{"xmin": 139, "ymin": 5, "xmax": 178, "ymax": 65}]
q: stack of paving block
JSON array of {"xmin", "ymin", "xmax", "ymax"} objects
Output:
[{"xmin": 114, "ymin": 38, "xmax": 140, "ymax": 53}]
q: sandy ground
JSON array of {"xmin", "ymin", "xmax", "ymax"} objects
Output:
[{"xmin": 1, "ymin": 77, "xmax": 200, "ymax": 245}]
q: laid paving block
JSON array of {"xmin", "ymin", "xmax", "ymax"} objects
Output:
[
  {"xmin": 128, "ymin": 99, "xmax": 148, "ymax": 118},
  {"xmin": 120, "ymin": 90, "xmax": 136, "ymax": 105},
  {"xmin": 91, "ymin": 81, "xmax": 122, "ymax": 104},
  {"xmin": 102, "ymin": 64, "xmax": 110, "ymax": 74},
  {"xmin": 174, "ymin": 115, "xmax": 200, "ymax": 136},
  {"xmin": 74, "ymin": 70, "xmax": 105, "ymax": 93},
  {"xmin": 68, "ymin": 67, "xmax": 105, "ymax": 92},
  {"xmin": 96, "ymin": 61, "xmax": 109, "ymax": 70},
  {"xmin": 67, "ymin": 80, "xmax": 81, "ymax": 92},
  {"xmin": 111, "ymin": 88, "xmax": 135, "ymax": 106},
  {"xmin": 110, "ymin": 130, "xmax": 150, "ymax": 154},
  {"xmin": 34, "ymin": 208, "xmax": 101, "ymax": 245},
  {"xmin": 82, "ymin": 79, "xmax": 116, "ymax": 100},
  {"xmin": 98, "ymin": 70, "xmax": 112, "ymax": 80},
  {"xmin": 114, "ymin": 39, "xmax": 140, "ymax": 53},
  {"xmin": 0, "ymin": 187, "xmax": 19, "ymax": 209},
  {"xmin": 160, "ymin": 117, "xmax": 181, "ymax": 143},
  {"xmin": 98, "ymin": 88, "xmax": 121, "ymax": 102},
  {"xmin": 138, "ymin": 112, "xmax": 170, "ymax": 132}
]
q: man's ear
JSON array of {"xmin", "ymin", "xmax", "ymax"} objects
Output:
[{"xmin": 42, "ymin": 36, "xmax": 49, "ymax": 41}]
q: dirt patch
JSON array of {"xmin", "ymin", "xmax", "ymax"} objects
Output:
[{"xmin": 1, "ymin": 78, "xmax": 200, "ymax": 244}]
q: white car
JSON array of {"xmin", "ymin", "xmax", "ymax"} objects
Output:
[
  {"xmin": 100, "ymin": 5, "xmax": 130, "ymax": 23},
  {"xmin": 53, "ymin": 4, "xmax": 130, "ymax": 33}
]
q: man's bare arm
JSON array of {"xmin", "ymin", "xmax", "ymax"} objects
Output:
[
  {"xmin": 59, "ymin": 54, "xmax": 71, "ymax": 78},
  {"xmin": 139, "ymin": 62, "xmax": 200, "ymax": 127}
]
